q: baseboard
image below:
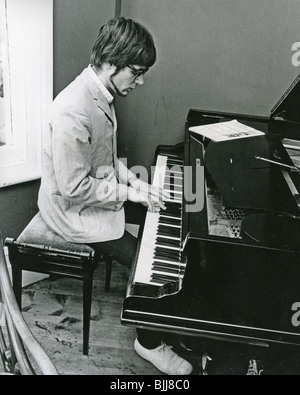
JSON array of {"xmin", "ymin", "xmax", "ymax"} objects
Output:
[{"xmin": 4, "ymin": 246, "xmax": 49, "ymax": 288}]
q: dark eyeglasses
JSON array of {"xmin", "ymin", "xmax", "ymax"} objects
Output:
[{"xmin": 127, "ymin": 65, "xmax": 148, "ymax": 80}]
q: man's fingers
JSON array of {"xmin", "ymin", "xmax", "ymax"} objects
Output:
[{"xmin": 149, "ymin": 186, "xmax": 171, "ymax": 201}]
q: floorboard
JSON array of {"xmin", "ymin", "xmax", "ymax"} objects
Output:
[
  {"xmin": 19, "ymin": 261, "xmax": 161, "ymax": 375},
  {"xmin": 3, "ymin": 260, "xmax": 300, "ymax": 375}
]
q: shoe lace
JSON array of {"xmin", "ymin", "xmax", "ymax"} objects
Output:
[
  {"xmin": 159, "ymin": 342, "xmax": 175, "ymax": 357},
  {"xmin": 201, "ymin": 353, "xmax": 212, "ymax": 375},
  {"xmin": 247, "ymin": 359, "xmax": 264, "ymax": 375}
]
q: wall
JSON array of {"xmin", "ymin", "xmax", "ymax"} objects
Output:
[
  {"xmin": 53, "ymin": 0, "xmax": 116, "ymax": 96},
  {"xmin": 116, "ymin": 0, "xmax": 300, "ymax": 173},
  {"xmin": 0, "ymin": 180, "xmax": 40, "ymax": 240},
  {"xmin": 1, "ymin": 0, "xmax": 300, "ymax": 238},
  {"xmin": 0, "ymin": 0, "xmax": 116, "ymax": 240}
]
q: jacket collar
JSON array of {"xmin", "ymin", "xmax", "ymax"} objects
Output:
[{"xmin": 79, "ymin": 67, "xmax": 114, "ymax": 124}]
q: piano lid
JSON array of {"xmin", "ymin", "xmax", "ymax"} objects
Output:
[
  {"xmin": 269, "ymin": 73, "xmax": 300, "ymax": 140},
  {"xmin": 271, "ymin": 73, "xmax": 300, "ymax": 122}
]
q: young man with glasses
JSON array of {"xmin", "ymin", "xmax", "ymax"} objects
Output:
[{"xmin": 38, "ymin": 17, "xmax": 193, "ymax": 375}]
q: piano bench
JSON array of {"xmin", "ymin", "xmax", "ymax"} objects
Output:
[{"xmin": 4, "ymin": 212, "xmax": 113, "ymax": 356}]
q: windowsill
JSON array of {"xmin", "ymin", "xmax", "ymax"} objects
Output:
[{"xmin": 0, "ymin": 176, "xmax": 41, "ymax": 190}]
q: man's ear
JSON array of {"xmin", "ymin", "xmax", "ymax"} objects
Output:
[{"xmin": 104, "ymin": 62, "xmax": 118, "ymax": 77}]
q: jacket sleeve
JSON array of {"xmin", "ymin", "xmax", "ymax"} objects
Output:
[
  {"xmin": 51, "ymin": 105, "xmax": 128, "ymax": 210},
  {"xmin": 116, "ymin": 158, "xmax": 139, "ymax": 185}
]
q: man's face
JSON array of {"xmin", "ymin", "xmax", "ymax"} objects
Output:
[{"xmin": 109, "ymin": 65, "xmax": 148, "ymax": 97}]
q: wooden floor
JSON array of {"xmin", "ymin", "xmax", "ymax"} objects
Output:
[
  {"xmin": 17, "ymin": 260, "xmax": 163, "ymax": 376},
  {"xmin": 2, "ymin": 259, "xmax": 300, "ymax": 375}
]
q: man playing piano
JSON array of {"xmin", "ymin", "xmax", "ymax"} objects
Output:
[{"xmin": 38, "ymin": 17, "xmax": 193, "ymax": 375}]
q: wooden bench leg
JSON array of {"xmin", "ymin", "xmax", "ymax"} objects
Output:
[
  {"xmin": 12, "ymin": 267, "xmax": 22, "ymax": 309},
  {"xmin": 82, "ymin": 273, "xmax": 93, "ymax": 356}
]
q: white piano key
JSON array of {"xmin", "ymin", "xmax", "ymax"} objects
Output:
[{"xmin": 133, "ymin": 154, "xmax": 185, "ymax": 287}]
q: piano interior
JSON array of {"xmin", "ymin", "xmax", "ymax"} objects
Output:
[{"xmin": 121, "ymin": 73, "xmax": 300, "ymax": 363}]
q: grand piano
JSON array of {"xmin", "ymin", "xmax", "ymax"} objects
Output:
[{"xmin": 121, "ymin": 74, "xmax": 300, "ymax": 360}]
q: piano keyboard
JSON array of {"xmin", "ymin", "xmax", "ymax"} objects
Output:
[{"xmin": 133, "ymin": 153, "xmax": 186, "ymax": 288}]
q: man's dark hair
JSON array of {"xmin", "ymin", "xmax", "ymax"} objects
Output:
[{"xmin": 91, "ymin": 17, "xmax": 156, "ymax": 71}]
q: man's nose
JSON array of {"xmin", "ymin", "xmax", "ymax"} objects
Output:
[{"xmin": 135, "ymin": 75, "xmax": 145, "ymax": 86}]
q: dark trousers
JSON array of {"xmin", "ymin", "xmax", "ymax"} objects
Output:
[
  {"xmin": 89, "ymin": 229, "xmax": 137, "ymax": 269},
  {"xmin": 88, "ymin": 202, "xmax": 164, "ymax": 350}
]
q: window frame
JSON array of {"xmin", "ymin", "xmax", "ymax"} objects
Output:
[{"xmin": 0, "ymin": 0, "xmax": 53, "ymax": 188}]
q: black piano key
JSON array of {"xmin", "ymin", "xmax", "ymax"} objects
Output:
[
  {"xmin": 155, "ymin": 245, "xmax": 180, "ymax": 254},
  {"xmin": 154, "ymin": 249, "xmax": 180, "ymax": 260},
  {"xmin": 162, "ymin": 207, "xmax": 182, "ymax": 214},
  {"xmin": 156, "ymin": 237, "xmax": 181, "ymax": 247},
  {"xmin": 165, "ymin": 174, "xmax": 182, "ymax": 180},
  {"xmin": 157, "ymin": 226, "xmax": 181, "ymax": 237},
  {"xmin": 153, "ymin": 259, "xmax": 180, "ymax": 268},
  {"xmin": 161, "ymin": 209, "xmax": 181, "ymax": 215},
  {"xmin": 166, "ymin": 158, "xmax": 184, "ymax": 168},
  {"xmin": 166, "ymin": 163, "xmax": 183, "ymax": 169},
  {"xmin": 166, "ymin": 158, "xmax": 183, "ymax": 165},
  {"xmin": 164, "ymin": 169, "xmax": 183, "ymax": 175},
  {"xmin": 163, "ymin": 183, "xmax": 183, "ymax": 190},
  {"xmin": 153, "ymin": 259, "xmax": 186, "ymax": 268},
  {"xmin": 167, "ymin": 193, "xmax": 182, "ymax": 201},
  {"xmin": 152, "ymin": 262, "xmax": 180, "ymax": 271},
  {"xmin": 158, "ymin": 217, "xmax": 181, "ymax": 226},
  {"xmin": 152, "ymin": 261, "xmax": 184, "ymax": 271},
  {"xmin": 154, "ymin": 254, "xmax": 179, "ymax": 264},
  {"xmin": 155, "ymin": 243, "xmax": 181, "ymax": 253},
  {"xmin": 158, "ymin": 221, "xmax": 181, "ymax": 228},
  {"xmin": 156, "ymin": 232, "xmax": 180, "ymax": 240},
  {"xmin": 156, "ymin": 228, "xmax": 181, "ymax": 238},
  {"xmin": 156, "ymin": 229, "xmax": 178, "ymax": 238},
  {"xmin": 154, "ymin": 254, "xmax": 180, "ymax": 263},
  {"xmin": 164, "ymin": 202, "xmax": 181, "ymax": 209},
  {"xmin": 156, "ymin": 232, "xmax": 181, "ymax": 241},
  {"xmin": 155, "ymin": 234, "xmax": 181, "ymax": 246},
  {"xmin": 162, "ymin": 205, "xmax": 181, "ymax": 213},
  {"xmin": 159, "ymin": 212, "xmax": 181, "ymax": 219},
  {"xmin": 164, "ymin": 153, "xmax": 182, "ymax": 159},
  {"xmin": 151, "ymin": 274, "xmax": 178, "ymax": 284},
  {"xmin": 166, "ymin": 174, "xmax": 183, "ymax": 180},
  {"xmin": 153, "ymin": 257, "xmax": 180, "ymax": 266},
  {"xmin": 161, "ymin": 212, "xmax": 181, "ymax": 218},
  {"xmin": 158, "ymin": 223, "xmax": 181, "ymax": 231},
  {"xmin": 165, "ymin": 175, "xmax": 182, "ymax": 182},
  {"xmin": 155, "ymin": 237, "xmax": 181, "ymax": 246},
  {"xmin": 164, "ymin": 183, "xmax": 183, "ymax": 191},
  {"xmin": 152, "ymin": 265, "xmax": 184, "ymax": 275}
]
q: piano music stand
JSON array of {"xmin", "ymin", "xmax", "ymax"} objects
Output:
[{"xmin": 4, "ymin": 212, "xmax": 113, "ymax": 356}]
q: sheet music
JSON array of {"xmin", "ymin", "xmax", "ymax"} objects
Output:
[{"xmin": 189, "ymin": 119, "xmax": 265, "ymax": 142}]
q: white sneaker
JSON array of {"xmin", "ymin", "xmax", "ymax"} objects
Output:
[{"xmin": 134, "ymin": 338, "xmax": 193, "ymax": 375}]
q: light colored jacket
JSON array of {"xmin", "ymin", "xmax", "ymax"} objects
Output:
[{"xmin": 38, "ymin": 67, "xmax": 134, "ymax": 243}]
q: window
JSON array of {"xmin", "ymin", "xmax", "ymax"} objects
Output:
[
  {"xmin": 0, "ymin": 38, "xmax": 6, "ymax": 146},
  {"xmin": 0, "ymin": 0, "xmax": 53, "ymax": 188}
]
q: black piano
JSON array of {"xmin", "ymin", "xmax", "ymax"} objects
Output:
[{"xmin": 121, "ymin": 74, "xmax": 300, "ymax": 363}]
